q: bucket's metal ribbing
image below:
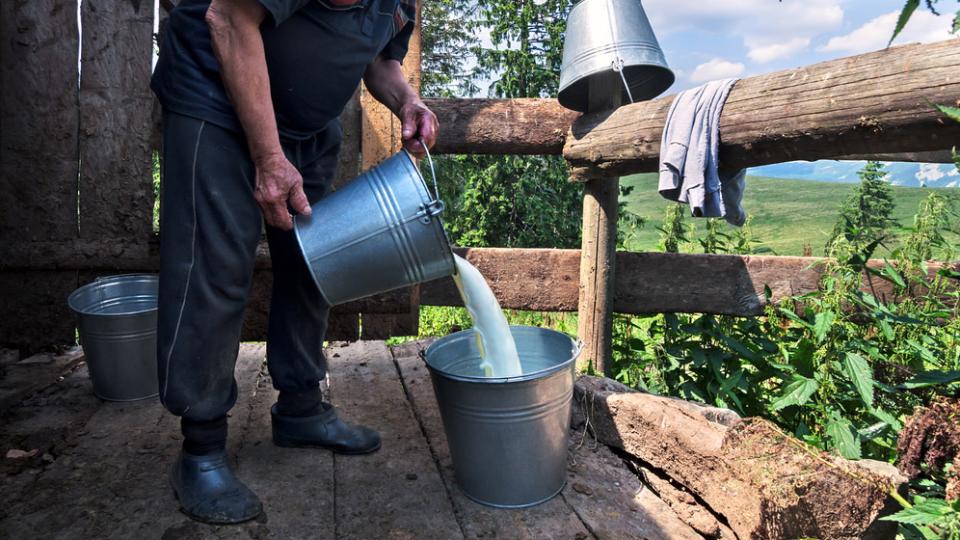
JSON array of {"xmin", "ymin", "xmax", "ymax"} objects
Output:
[
  {"xmin": 293, "ymin": 150, "xmax": 455, "ymax": 306},
  {"xmin": 558, "ymin": 0, "xmax": 674, "ymax": 112},
  {"xmin": 368, "ymin": 168, "xmax": 425, "ymax": 286},
  {"xmin": 68, "ymin": 274, "xmax": 159, "ymax": 402},
  {"xmin": 424, "ymin": 326, "xmax": 581, "ymax": 508}
]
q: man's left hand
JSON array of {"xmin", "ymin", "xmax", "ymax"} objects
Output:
[{"xmin": 399, "ymin": 100, "xmax": 438, "ymax": 158}]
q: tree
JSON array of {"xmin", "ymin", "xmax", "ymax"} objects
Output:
[
  {"xmin": 422, "ymin": 0, "xmax": 584, "ymax": 249},
  {"xmin": 420, "ymin": 0, "xmax": 480, "ymax": 97},
  {"xmin": 825, "ymin": 161, "xmax": 897, "ymax": 255}
]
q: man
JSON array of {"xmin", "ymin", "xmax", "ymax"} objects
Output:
[{"xmin": 151, "ymin": 0, "xmax": 438, "ymax": 524}]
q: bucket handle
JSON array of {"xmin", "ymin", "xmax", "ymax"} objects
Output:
[{"xmin": 418, "ymin": 137, "xmax": 441, "ymax": 204}]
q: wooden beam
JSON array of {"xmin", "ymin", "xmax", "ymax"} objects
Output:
[
  {"xmin": 7, "ymin": 244, "xmax": 954, "ymax": 317},
  {"xmin": 420, "ymin": 248, "xmax": 955, "ymax": 316},
  {"xmin": 563, "ymin": 39, "xmax": 960, "ymax": 179},
  {"xmin": 425, "ymin": 98, "xmax": 578, "ymax": 155},
  {"xmin": 830, "ymin": 149, "xmax": 956, "ymax": 164}
]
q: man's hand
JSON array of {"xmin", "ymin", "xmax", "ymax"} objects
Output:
[
  {"xmin": 363, "ymin": 56, "xmax": 440, "ymax": 158},
  {"xmin": 253, "ymin": 153, "xmax": 312, "ymax": 231},
  {"xmin": 399, "ymin": 100, "xmax": 438, "ymax": 158}
]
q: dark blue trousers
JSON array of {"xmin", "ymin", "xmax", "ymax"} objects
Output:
[{"xmin": 157, "ymin": 111, "xmax": 340, "ymax": 424}]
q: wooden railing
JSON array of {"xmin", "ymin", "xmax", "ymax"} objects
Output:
[{"xmin": 1, "ymin": 0, "xmax": 958, "ymax": 362}]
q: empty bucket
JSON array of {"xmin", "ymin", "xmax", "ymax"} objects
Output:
[
  {"xmin": 68, "ymin": 274, "xmax": 159, "ymax": 401},
  {"xmin": 558, "ymin": 0, "xmax": 675, "ymax": 111},
  {"xmin": 294, "ymin": 149, "xmax": 455, "ymax": 306},
  {"xmin": 423, "ymin": 326, "xmax": 582, "ymax": 508}
]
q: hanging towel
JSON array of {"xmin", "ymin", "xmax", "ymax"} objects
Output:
[{"xmin": 658, "ymin": 78, "xmax": 746, "ymax": 226}]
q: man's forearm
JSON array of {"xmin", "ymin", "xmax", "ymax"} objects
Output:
[
  {"xmin": 363, "ymin": 56, "xmax": 421, "ymax": 115},
  {"xmin": 206, "ymin": 0, "xmax": 282, "ymax": 163}
]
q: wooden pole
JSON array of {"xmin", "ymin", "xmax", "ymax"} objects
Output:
[
  {"xmin": 577, "ymin": 176, "xmax": 618, "ymax": 374},
  {"xmin": 576, "ymin": 76, "xmax": 622, "ymax": 374}
]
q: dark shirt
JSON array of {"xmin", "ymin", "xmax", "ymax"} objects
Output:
[{"xmin": 151, "ymin": 0, "xmax": 415, "ymax": 140}]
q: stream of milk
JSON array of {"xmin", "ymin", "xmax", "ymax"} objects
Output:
[{"xmin": 452, "ymin": 254, "xmax": 523, "ymax": 377}]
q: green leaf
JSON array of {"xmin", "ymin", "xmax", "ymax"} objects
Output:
[
  {"xmin": 843, "ymin": 352, "xmax": 874, "ymax": 408},
  {"xmin": 826, "ymin": 414, "xmax": 861, "ymax": 459},
  {"xmin": 889, "ymin": 0, "xmax": 921, "ymax": 46},
  {"xmin": 870, "ymin": 407, "xmax": 903, "ymax": 431},
  {"xmin": 813, "ymin": 311, "xmax": 835, "ymax": 343},
  {"xmin": 879, "ymin": 319, "xmax": 895, "ymax": 341},
  {"xmin": 771, "ymin": 375, "xmax": 819, "ymax": 411},
  {"xmin": 880, "ymin": 499, "xmax": 951, "ymax": 525},
  {"xmin": 792, "ymin": 339, "xmax": 816, "ymax": 377},
  {"xmin": 935, "ymin": 103, "xmax": 960, "ymax": 124},
  {"xmin": 902, "ymin": 370, "xmax": 960, "ymax": 389},
  {"xmin": 880, "ymin": 260, "xmax": 906, "ymax": 288}
]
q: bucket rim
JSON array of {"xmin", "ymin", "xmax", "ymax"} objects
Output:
[
  {"xmin": 423, "ymin": 325, "xmax": 582, "ymax": 384},
  {"xmin": 68, "ymin": 273, "xmax": 159, "ymax": 318}
]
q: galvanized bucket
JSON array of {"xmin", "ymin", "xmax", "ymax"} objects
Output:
[
  {"xmin": 558, "ymin": 0, "xmax": 674, "ymax": 112},
  {"xmin": 294, "ymin": 147, "xmax": 455, "ymax": 306},
  {"xmin": 423, "ymin": 326, "xmax": 582, "ymax": 508},
  {"xmin": 67, "ymin": 274, "xmax": 159, "ymax": 402}
]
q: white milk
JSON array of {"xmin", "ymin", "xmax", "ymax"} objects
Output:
[{"xmin": 452, "ymin": 254, "xmax": 523, "ymax": 377}]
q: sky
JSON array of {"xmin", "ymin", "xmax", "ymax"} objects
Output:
[{"xmin": 641, "ymin": 0, "xmax": 956, "ymax": 92}]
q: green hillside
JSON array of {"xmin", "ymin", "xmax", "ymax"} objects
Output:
[{"xmin": 620, "ymin": 174, "xmax": 960, "ymax": 256}]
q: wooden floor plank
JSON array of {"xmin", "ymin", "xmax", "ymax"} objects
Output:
[
  {"xmin": 233, "ymin": 365, "xmax": 336, "ymax": 540},
  {"xmin": 393, "ymin": 345, "xmax": 593, "ymax": 540},
  {"xmin": 0, "ymin": 344, "xmax": 266, "ymax": 539},
  {"xmin": 328, "ymin": 340, "xmax": 463, "ymax": 540}
]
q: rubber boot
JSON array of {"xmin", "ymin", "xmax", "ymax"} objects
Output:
[
  {"xmin": 271, "ymin": 403, "xmax": 381, "ymax": 454},
  {"xmin": 170, "ymin": 450, "xmax": 263, "ymax": 524}
]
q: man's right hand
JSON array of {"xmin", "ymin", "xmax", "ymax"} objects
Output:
[{"xmin": 253, "ymin": 153, "xmax": 312, "ymax": 231}]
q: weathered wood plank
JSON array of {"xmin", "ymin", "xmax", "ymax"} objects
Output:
[
  {"xmin": 563, "ymin": 39, "xmax": 960, "ymax": 179},
  {"xmin": 575, "ymin": 375, "xmax": 902, "ymax": 540},
  {"xmin": 79, "ymin": 0, "xmax": 155, "ymax": 240},
  {"xmin": 329, "ymin": 340, "xmax": 462, "ymax": 539},
  {"xmin": 0, "ymin": 0, "xmax": 81, "ymax": 353},
  {"xmin": 234, "ymin": 350, "xmax": 336, "ymax": 540},
  {"xmin": 426, "ymin": 98, "xmax": 579, "ymax": 155},
  {"xmin": 0, "ymin": 0, "xmax": 79, "ymax": 243},
  {"xmin": 393, "ymin": 345, "xmax": 592, "ymax": 539},
  {"xmin": 0, "ymin": 345, "xmax": 275, "ymax": 539}
]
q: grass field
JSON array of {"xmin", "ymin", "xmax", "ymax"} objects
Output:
[{"xmin": 620, "ymin": 174, "xmax": 960, "ymax": 256}]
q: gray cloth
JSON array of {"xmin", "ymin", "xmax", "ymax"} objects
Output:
[{"xmin": 658, "ymin": 78, "xmax": 746, "ymax": 226}]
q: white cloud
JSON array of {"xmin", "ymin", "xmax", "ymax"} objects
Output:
[
  {"xmin": 643, "ymin": 0, "xmax": 842, "ymax": 63},
  {"xmin": 690, "ymin": 59, "xmax": 745, "ymax": 83},
  {"xmin": 916, "ymin": 163, "xmax": 947, "ymax": 183},
  {"xmin": 820, "ymin": 10, "xmax": 953, "ymax": 55},
  {"xmin": 746, "ymin": 37, "xmax": 811, "ymax": 63}
]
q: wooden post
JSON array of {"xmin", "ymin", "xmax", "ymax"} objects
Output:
[
  {"xmin": 576, "ymin": 77, "xmax": 622, "ymax": 374},
  {"xmin": 358, "ymin": 1, "xmax": 423, "ymax": 339},
  {"xmin": 577, "ymin": 177, "xmax": 618, "ymax": 374}
]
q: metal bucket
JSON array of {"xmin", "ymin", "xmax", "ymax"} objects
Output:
[
  {"xmin": 294, "ymin": 148, "xmax": 455, "ymax": 306},
  {"xmin": 423, "ymin": 326, "xmax": 582, "ymax": 508},
  {"xmin": 558, "ymin": 0, "xmax": 674, "ymax": 112},
  {"xmin": 67, "ymin": 274, "xmax": 159, "ymax": 402}
]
